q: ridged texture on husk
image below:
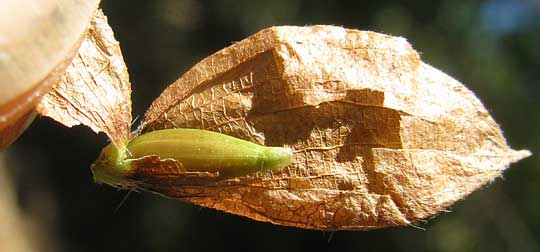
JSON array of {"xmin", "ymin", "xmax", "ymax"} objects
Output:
[{"xmin": 136, "ymin": 26, "xmax": 530, "ymax": 230}]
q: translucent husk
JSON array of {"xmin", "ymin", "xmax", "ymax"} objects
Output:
[{"xmin": 38, "ymin": 22, "xmax": 531, "ymax": 230}]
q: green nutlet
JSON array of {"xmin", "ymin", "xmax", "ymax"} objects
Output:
[{"xmin": 91, "ymin": 129, "xmax": 293, "ymax": 187}]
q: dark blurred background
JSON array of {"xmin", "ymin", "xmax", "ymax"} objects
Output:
[{"xmin": 3, "ymin": 0, "xmax": 539, "ymax": 251}]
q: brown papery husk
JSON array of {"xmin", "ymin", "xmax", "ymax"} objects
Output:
[
  {"xmin": 141, "ymin": 26, "xmax": 530, "ymax": 230},
  {"xmin": 37, "ymin": 9, "xmax": 132, "ymax": 149}
]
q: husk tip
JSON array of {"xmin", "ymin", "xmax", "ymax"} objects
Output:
[{"xmin": 510, "ymin": 149, "xmax": 532, "ymax": 163}]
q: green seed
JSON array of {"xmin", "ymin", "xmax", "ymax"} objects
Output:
[{"xmin": 91, "ymin": 129, "xmax": 293, "ymax": 187}]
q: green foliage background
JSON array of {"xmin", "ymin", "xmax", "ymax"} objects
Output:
[{"xmin": 8, "ymin": 0, "xmax": 539, "ymax": 251}]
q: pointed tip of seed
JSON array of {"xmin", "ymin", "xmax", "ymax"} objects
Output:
[{"xmin": 263, "ymin": 147, "xmax": 294, "ymax": 171}]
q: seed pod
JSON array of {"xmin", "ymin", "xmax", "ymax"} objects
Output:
[{"xmin": 91, "ymin": 129, "xmax": 293, "ymax": 188}]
